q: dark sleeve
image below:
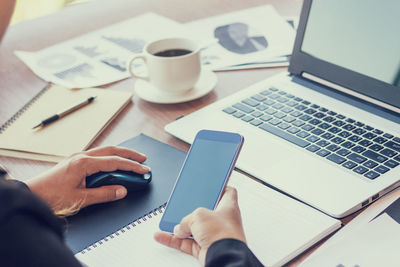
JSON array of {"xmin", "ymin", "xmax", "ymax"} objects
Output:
[
  {"xmin": 0, "ymin": 179, "xmax": 82, "ymax": 267},
  {"xmin": 205, "ymin": 238, "xmax": 264, "ymax": 267}
]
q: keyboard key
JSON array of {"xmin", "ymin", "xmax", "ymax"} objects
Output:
[
  {"xmin": 384, "ymin": 160, "xmax": 399, "ymax": 168},
  {"xmin": 363, "ymin": 125, "xmax": 373, "ymax": 131},
  {"xmin": 348, "ymin": 136, "xmax": 362, "ymax": 142},
  {"xmin": 304, "ymin": 108, "xmax": 317, "ymax": 114},
  {"xmin": 277, "ymin": 97, "xmax": 289, "ymax": 103},
  {"xmin": 327, "ymin": 154, "xmax": 346, "ymax": 164},
  {"xmin": 373, "ymin": 137, "xmax": 387, "ymax": 144},
  {"xmin": 281, "ymin": 107, "xmax": 293, "ymax": 113},
  {"xmin": 346, "ymin": 118, "xmax": 355, "ymax": 123},
  {"xmin": 295, "ymin": 105, "xmax": 307, "ymax": 111},
  {"xmin": 359, "ymin": 140, "xmax": 372, "ymax": 147},
  {"xmin": 332, "ymin": 120, "xmax": 346, "ymax": 127},
  {"xmin": 297, "ymin": 131, "xmax": 310, "ymax": 138},
  {"xmin": 338, "ymin": 131, "xmax": 352, "ymax": 138},
  {"xmin": 292, "ymin": 120, "xmax": 305, "ymax": 127},
  {"xmin": 347, "ymin": 153, "xmax": 367, "ymax": 163},
  {"xmin": 251, "ymin": 94, "xmax": 266, "ymax": 102},
  {"xmin": 313, "ymin": 112, "xmax": 326, "ymax": 118},
  {"xmin": 286, "ymin": 94, "xmax": 294, "ymax": 99},
  {"xmin": 241, "ymin": 116, "xmax": 254, "ymax": 122},
  {"xmin": 384, "ymin": 141, "xmax": 400, "ymax": 152},
  {"xmin": 259, "ymin": 123, "xmax": 310, "ymax": 148},
  {"xmin": 316, "ymin": 140, "xmax": 330, "ymax": 147},
  {"xmin": 317, "ymin": 149, "xmax": 330, "ymax": 157},
  {"xmin": 287, "ymin": 127, "xmax": 300, "ymax": 134},
  {"xmin": 355, "ymin": 122, "xmax": 365, "ymax": 127},
  {"xmin": 278, "ymin": 91, "xmax": 287, "ymax": 95},
  {"xmin": 353, "ymin": 128, "xmax": 366, "ymax": 135},
  {"xmin": 323, "ymin": 116, "xmax": 336, "ymax": 123},
  {"xmin": 269, "ymin": 119, "xmax": 281, "ymax": 126},
  {"xmin": 250, "ymin": 119, "xmax": 263, "ymax": 126},
  {"xmin": 374, "ymin": 165, "xmax": 389, "ymax": 174},
  {"xmin": 273, "ymin": 103, "xmax": 284, "ymax": 110},
  {"xmin": 251, "ymin": 111, "xmax": 264, "ymax": 117},
  {"xmin": 223, "ymin": 107, "xmax": 236, "ymax": 114},
  {"xmin": 327, "ymin": 111, "xmax": 337, "ymax": 116},
  {"xmin": 233, "ymin": 103, "xmax": 254, "ymax": 113},
  {"xmin": 256, "ymin": 105, "xmax": 269, "ymax": 111},
  {"xmin": 328, "ymin": 127, "xmax": 341, "ymax": 134},
  {"xmin": 321, "ymin": 132, "xmax": 334, "ymax": 140},
  {"xmin": 311, "ymin": 104, "xmax": 320, "ymax": 109},
  {"xmin": 318, "ymin": 123, "xmax": 331, "ymax": 129},
  {"xmin": 287, "ymin": 101, "xmax": 298, "ymax": 107},
  {"xmin": 353, "ymin": 166, "xmax": 368, "ymax": 174},
  {"xmin": 394, "ymin": 155, "xmax": 400, "ymax": 162},
  {"xmin": 372, "ymin": 129, "xmax": 383, "ymax": 134},
  {"xmin": 392, "ymin": 137, "xmax": 400, "ymax": 143},
  {"xmin": 233, "ymin": 112, "xmax": 245, "ymax": 118},
  {"xmin": 337, "ymin": 149, "xmax": 351, "ymax": 156},
  {"xmin": 336, "ymin": 114, "xmax": 346, "ymax": 119},
  {"xmin": 343, "ymin": 124, "xmax": 356, "ymax": 131},
  {"xmin": 307, "ymin": 144, "xmax": 320, "ymax": 152},
  {"xmin": 343, "ymin": 161, "xmax": 357, "ymax": 169},
  {"xmin": 327, "ymin": 144, "xmax": 340, "ymax": 152},
  {"xmin": 278, "ymin": 122, "xmax": 291, "ymax": 130},
  {"xmin": 306, "ymin": 135, "xmax": 320, "ymax": 143},
  {"xmin": 290, "ymin": 111, "xmax": 302, "ymax": 117},
  {"xmin": 242, "ymin": 98, "xmax": 259, "ymax": 107},
  {"xmin": 263, "ymin": 99, "xmax": 275, "ymax": 105},
  {"xmin": 260, "ymin": 115, "xmax": 273, "ymax": 122},
  {"xmin": 283, "ymin": 116, "xmax": 296, "ymax": 123},
  {"xmin": 302, "ymin": 100, "xmax": 311, "ymax": 105},
  {"xmin": 274, "ymin": 112, "xmax": 286, "ymax": 119},
  {"xmin": 269, "ymin": 94, "xmax": 280, "ymax": 100},
  {"xmin": 331, "ymin": 137, "xmax": 344, "ymax": 144},
  {"xmin": 311, "ymin": 128, "xmax": 324, "ymax": 135},
  {"xmin": 364, "ymin": 171, "xmax": 380, "ymax": 180},
  {"xmin": 362, "ymin": 150, "xmax": 388, "ymax": 163},
  {"xmin": 383, "ymin": 133, "xmax": 393, "ymax": 139},
  {"xmin": 380, "ymin": 148, "xmax": 397, "ymax": 158},
  {"xmin": 363, "ymin": 132, "xmax": 377, "ymax": 140},
  {"xmin": 351, "ymin": 146, "xmax": 366, "ymax": 153},
  {"xmin": 319, "ymin": 107, "xmax": 328, "ymax": 112},
  {"xmin": 363, "ymin": 160, "xmax": 378, "ymax": 168},
  {"xmin": 294, "ymin": 97, "xmax": 303, "ymax": 101},
  {"xmin": 369, "ymin": 144, "xmax": 383, "ymax": 151},
  {"xmin": 265, "ymin": 108, "xmax": 277, "ymax": 115},
  {"xmin": 342, "ymin": 141, "xmax": 355, "ymax": 148},
  {"xmin": 302, "ymin": 124, "xmax": 315, "ymax": 131},
  {"xmin": 260, "ymin": 90, "xmax": 272, "ymax": 96},
  {"xmin": 269, "ymin": 87, "xmax": 278, "ymax": 92},
  {"xmin": 309, "ymin": 119, "xmax": 321, "ymax": 125}
]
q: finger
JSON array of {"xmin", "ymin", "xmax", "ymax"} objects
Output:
[
  {"xmin": 174, "ymin": 214, "xmax": 195, "ymax": 239},
  {"xmin": 154, "ymin": 232, "xmax": 198, "ymax": 257},
  {"xmin": 84, "ymin": 146, "xmax": 147, "ymax": 163},
  {"xmin": 215, "ymin": 186, "xmax": 238, "ymax": 212},
  {"xmin": 80, "ymin": 155, "xmax": 150, "ymax": 176},
  {"xmin": 81, "ymin": 185, "xmax": 127, "ymax": 207}
]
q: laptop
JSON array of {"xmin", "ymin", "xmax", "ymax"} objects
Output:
[{"xmin": 165, "ymin": 0, "xmax": 400, "ymax": 218}]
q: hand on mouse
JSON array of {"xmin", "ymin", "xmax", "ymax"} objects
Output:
[
  {"xmin": 154, "ymin": 187, "xmax": 246, "ymax": 266},
  {"xmin": 26, "ymin": 146, "xmax": 150, "ymax": 216}
]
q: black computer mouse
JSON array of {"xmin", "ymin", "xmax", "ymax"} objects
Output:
[{"xmin": 86, "ymin": 170, "xmax": 152, "ymax": 192}]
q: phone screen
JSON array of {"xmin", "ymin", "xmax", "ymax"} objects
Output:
[{"xmin": 160, "ymin": 130, "xmax": 243, "ymax": 232}]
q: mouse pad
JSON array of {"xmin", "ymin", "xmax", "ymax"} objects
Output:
[{"xmin": 65, "ymin": 134, "xmax": 186, "ymax": 253}]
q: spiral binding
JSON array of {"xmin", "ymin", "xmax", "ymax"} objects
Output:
[
  {"xmin": 0, "ymin": 84, "xmax": 52, "ymax": 134},
  {"xmin": 79, "ymin": 204, "xmax": 166, "ymax": 255}
]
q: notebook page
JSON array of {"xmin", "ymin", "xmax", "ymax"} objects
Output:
[{"xmin": 76, "ymin": 171, "xmax": 340, "ymax": 266}]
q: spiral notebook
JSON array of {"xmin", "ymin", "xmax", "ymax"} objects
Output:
[
  {"xmin": 0, "ymin": 84, "xmax": 132, "ymax": 162},
  {"xmin": 75, "ymin": 171, "xmax": 341, "ymax": 267}
]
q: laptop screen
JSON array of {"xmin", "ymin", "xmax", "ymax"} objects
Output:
[{"xmin": 289, "ymin": 0, "xmax": 400, "ymax": 110}]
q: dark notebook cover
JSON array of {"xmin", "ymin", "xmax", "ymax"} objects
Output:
[{"xmin": 65, "ymin": 134, "xmax": 186, "ymax": 253}]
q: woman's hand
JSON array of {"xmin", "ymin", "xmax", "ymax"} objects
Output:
[
  {"xmin": 27, "ymin": 146, "xmax": 150, "ymax": 215},
  {"xmin": 154, "ymin": 187, "xmax": 246, "ymax": 266}
]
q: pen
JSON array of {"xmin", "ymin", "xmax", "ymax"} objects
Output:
[{"xmin": 32, "ymin": 96, "xmax": 97, "ymax": 129}]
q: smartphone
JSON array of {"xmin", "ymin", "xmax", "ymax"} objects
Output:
[{"xmin": 159, "ymin": 129, "xmax": 244, "ymax": 233}]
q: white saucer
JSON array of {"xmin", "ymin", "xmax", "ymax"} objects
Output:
[{"xmin": 134, "ymin": 70, "xmax": 217, "ymax": 104}]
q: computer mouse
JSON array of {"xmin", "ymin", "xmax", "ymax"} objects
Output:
[{"xmin": 86, "ymin": 170, "xmax": 152, "ymax": 192}]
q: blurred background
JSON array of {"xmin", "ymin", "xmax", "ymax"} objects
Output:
[{"xmin": 11, "ymin": 0, "xmax": 91, "ymax": 24}]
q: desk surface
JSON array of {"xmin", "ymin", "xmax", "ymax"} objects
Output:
[{"xmin": 0, "ymin": 0, "xmax": 355, "ymax": 265}]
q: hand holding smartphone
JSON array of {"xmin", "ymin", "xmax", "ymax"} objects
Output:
[{"xmin": 159, "ymin": 130, "xmax": 244, "ymax": 233}]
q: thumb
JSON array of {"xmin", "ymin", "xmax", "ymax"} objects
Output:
[
  {"xmin": 82, "ymin": 185, "xmax": 127, "ymax": 207},
  {"xmin": 215, "ymin": 186, "xmax": 238, "ymax": 212}
]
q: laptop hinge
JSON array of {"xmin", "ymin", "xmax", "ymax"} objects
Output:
[{"xmin": 302, "ymin": 73, "xmax": 400, "ymax": 115}]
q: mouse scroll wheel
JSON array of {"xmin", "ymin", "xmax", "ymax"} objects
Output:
[{"xmin": 143, "ymin": 173, "xmax": 151, "ymax": 180}]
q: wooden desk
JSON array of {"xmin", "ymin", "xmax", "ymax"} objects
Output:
[{"xmin": 1, "ymin": 0, "xmax": 353, "ymax": 265}]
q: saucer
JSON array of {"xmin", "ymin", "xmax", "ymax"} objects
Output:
[{"xmin": 134, "ymin": 70, "xmax": 217, "ymax": 104}]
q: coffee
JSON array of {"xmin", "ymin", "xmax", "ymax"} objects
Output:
[{"xmin": 154, "ymin": 49, "xmax": 192, "ymax": 57}]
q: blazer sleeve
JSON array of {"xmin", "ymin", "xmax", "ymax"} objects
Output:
[
  {"xmin": 0, "ymin": 179, "xmax": 82, "ymax": 267},
  {"xmin": 205, "ymin": 238, "xmax": 264, "ymax": 267}
]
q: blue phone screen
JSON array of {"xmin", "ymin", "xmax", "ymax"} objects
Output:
[{"xmin": 161, "ymin": 135, "xmax": 241, "ymax": 227}]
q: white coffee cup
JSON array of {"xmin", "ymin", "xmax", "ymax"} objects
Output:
[{"xmin": 128, "ymin": 38, "xmax": 201, "ymax": 94}]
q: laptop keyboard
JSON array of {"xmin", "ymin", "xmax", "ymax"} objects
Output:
[{"xmin": 222, "ymin": 87, "xmax": 400, "ymax": 180}]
